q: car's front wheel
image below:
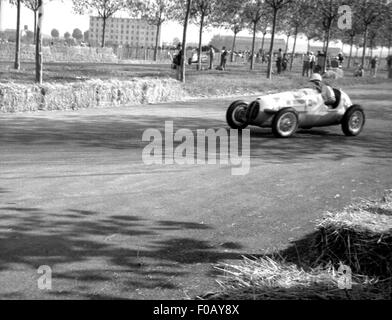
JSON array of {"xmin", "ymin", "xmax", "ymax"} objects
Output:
[
  {"xmin": 341, "ymin": 105, "xmax": 365, "ymax": 136},
  {"xmin": 226, "ymin": 101, "xmax": 249, "ymax": 130},
  {"xmin": 272, "ymin": 108, "xmax": 299, "ymax": 138}
]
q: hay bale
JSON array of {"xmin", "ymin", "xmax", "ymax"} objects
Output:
[
  {"xmin": 314, "ymin": 192, "xmax": 392, "ymax": 278},
  {"xmin": 205, "ymin": 191, "xmax": 392, "ymax": 300},
  {"xmin": 203, "ymin": 257, "xmax": 389, "ymax": 300},
  {"xmin": 324, "ymin": 68, "xmax": 344, "ymax": 79},
  {"xmin": 0, "ymin": 82, "xmax": 42, "ymax": 112},
  {"xmin": 0, "ymin": 78, "xmax": 187, "ymax": 113}
]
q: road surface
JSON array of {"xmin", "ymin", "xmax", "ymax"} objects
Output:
[{"xmin": 0, "ymin": 83, "xmax": 391, "ymax": 299}]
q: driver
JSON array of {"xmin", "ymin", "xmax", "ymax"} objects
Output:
[{"xmin": 309, "ymin": 73, "xmax": 336, "ymax": 107}]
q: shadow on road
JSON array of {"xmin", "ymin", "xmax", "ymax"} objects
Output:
[{"xmin": 0, "ymin": 205, "xmax": 247, "ymax": 299}]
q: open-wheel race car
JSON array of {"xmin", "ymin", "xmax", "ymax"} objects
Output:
[{"xmin": 226, "ymin": 87, "xmax": 365, "ymax": 138}]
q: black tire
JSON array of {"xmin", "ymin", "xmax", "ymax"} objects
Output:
[
  {"xmin": 272, "ymin": 108, "xmax": 299, "ymax": 138},
  {"xmin": 226, "ymin": 100, "xmax": 249, "ymax": 130},
  {"xmin": 341, "ymin": 105, "xmax": 365, "ymax": 136}
]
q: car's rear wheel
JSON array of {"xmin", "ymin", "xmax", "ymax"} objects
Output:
[
  {"xmin": 226, "ymin": 101, "xmax": 249, "ymax": 130},
  {"xmin": 341, "ymin": 105, "xmax": 365, "ymax": 136},
  {"xmin": 272, "ymin": 108, "xmax": 299, "ymax": 138}
]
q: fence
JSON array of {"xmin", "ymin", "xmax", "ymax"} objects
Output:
[{"xmin": 0, "ymin": 44, "xmax": 118, "ymax": 63}]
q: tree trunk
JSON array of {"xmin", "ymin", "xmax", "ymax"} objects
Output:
[
  {"xmin": 35, "ymin": 0, "xmax": 43, "ymax": 84},
  {"xmin": 154, "ymin": 22, "xmax": 161, "ymax": 61},
  {"xmin": 250, "ymin": 21, "xmax": 257, "ymax": 70},
  {"xmin": 261, "ymin": 32, "xmax": 266, "ymax": 52},
  {"xmin": 231, "ymin": 31, "xmax": 237, "ymax": 63},
  {"xmin": 323, "ymin": 26, "xmax": 331, "ymax": 72},
  {"xmin": 181, "ymin": 0, "xmax": 192, "ymax": 82},
  {"xmin": 347, "ymin": 37, "xmax": 354, "ymax": 68},
  {"xmin": 197, "ymin": 12, "xmax": 205, "ymax": 71},
  {"xmin": 101, "ymin": 16, "xmax": 106, "ymax": 48},
  {"xmin": 307, "ymin": 37, "xmax": 311, "ymax": 52},
  {"xmin": 267, "ymin": 9, "xmax": 278, "ymax": 79},
  {"xmin": 33, "ymin": 10, "xmax": 37, "ymax": 44},
  {"xmin": 361, "ymin": 27, "xmax": 368, "ymax": 67},
  {"xmin": 290, "ymin": 29, "xmax": 298, "ymax": 71},
  {"xmin": 14, "ymin": 0, "xmax": 21, "ymax": 70},
  {"xmin": 285, "ymin": 33, "xmax": 290, "ymax": 54}
]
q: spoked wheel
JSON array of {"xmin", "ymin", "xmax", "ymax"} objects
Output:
[
  {"xmin": 342, "ymin": 105, "xmax": 365, "ymax": 136},
  {"xmin": 272, "ymin": 108, "xmax": 299, "ymax": 138},
  {"xmin": 226, "ymin": 101, "xmax": 249, "ymax": 130}
]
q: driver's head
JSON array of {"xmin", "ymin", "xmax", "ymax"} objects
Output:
[{"xmin": 309, "ymin": 73, "xmax": 322, "ymax": 90}]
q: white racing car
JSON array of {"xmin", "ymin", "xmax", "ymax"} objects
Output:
[{"xmin": 226, "ymin": 87, "xmax": 365, "ymax": 138}]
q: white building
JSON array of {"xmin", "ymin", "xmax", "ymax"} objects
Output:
[{"xmin": 89, "ymin": 16, "xmax": 160, "ymax": 47}]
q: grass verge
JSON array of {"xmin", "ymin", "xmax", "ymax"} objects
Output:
[{"xmin": 202, "ymin": 190, "xmax": 392, "ymax": 300}]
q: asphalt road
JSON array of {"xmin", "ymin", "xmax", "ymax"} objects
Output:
[{"xmin": 0, "ymin": 83, "xmax": 391, "ymax": 299}]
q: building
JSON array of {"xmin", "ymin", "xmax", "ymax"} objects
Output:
[
  {"xmin": 89, "ymin": 16, "xmax": 160, "ymax": 47},
  {"xmin": 210, "ymin": 35, "xmax": 286, "ymax": 53}
]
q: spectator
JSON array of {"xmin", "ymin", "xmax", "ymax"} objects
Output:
[
  {"xmin": 387, "ymin": 55, "xmax": 392, "ymax": 79},
  {"xmin": 302, "ymin": 52, "xmax": 311, "ymax": 77},
  {"xmin": 174, "ymin": 43, "xmax": 183, "ymax": 80},
  {"xmin": 282, "ymin": 53, "xmax": 288, "ymax": 72},
  {"xmin": 209, "ymin": 45, "xmax": 215, "ymax": 70},
  {"xmin": 220, "ymin": 47, "xmax": 229, "ymax": 71},
  {"xmin": 337, "ymin": 52, "xmax": 344, "ymax": 67},
  {"xmin": 354, "ymin": 63, "xmax": 364, "ymax": 77},
  {"xmin": 276, "ymin": 49, "xmax": 283, "ymax": 74},
  {"xmin": 316, "ymin": 51, "xmax": 326, "ymax": 72},
  {"xmin": 309, "ymin": 52, "xmax": 316, "ymax": 75},
  {"xmin": 370, "ymin": 56, "xmax": 378, "ymax": 77}
]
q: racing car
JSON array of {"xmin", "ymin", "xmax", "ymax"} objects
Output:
[{"xmin": 226, "ymin": 87, "xmax": 365, "ymax": 138}]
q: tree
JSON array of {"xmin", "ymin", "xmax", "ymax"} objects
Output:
[
  {"xmin": 265, "ymin": 0, "xmax": 292, "ymax": 79},
  {"xmin": 19, "ymin": 0, "xmax": 55, "ymax": 43},
  {"xmin": 72, "ymin": 0, "xmax": 126, "ymax": 47},
  {"xmin": 312, "ymin": 0, "xmax": 346, "ymax": 72},
  {"xmin": 51, "ymin": 28, "xmax": 59, "ymax": 38},
  {"xmin": 84, "ymin": 30, "xmax": 90, "ymax": 43},
  {"xmin": 180, "ymin": 0, "xmax": 192, "ymax": 82},
  {"xmin": 244, "ymin": 0, "xmax": 267, "ymax": 71},
  {"xmin": 14, "ymin": 0, "xmax": 21, "ymax": 70},
  {"xmin": 353, "ymin": 0, "xmax": 387, "ymax": 67},
  {"xmin": 258, "ymin": 18, "xmax": 269, "ymax": 56},
  {"xmin": 340, "ymin": 17, "xmax": 362, "ymax": 68},
  {"xmin": 64, "ymin": 31, "xmax": 71, "ymax": 39},
  {"xmin": 35, "ymin": 0, "xmax": 43, "ymax": 84},
  {"xmin": 212, "ymin": 0, "xmax": 247, "ymax": 62},
  {"xmin": 72, "ymin": 28, "xmax": 83, "ymax": 41},
  {"xmin": 136, "ymin": 0, "xmax": 176, "ymax": 62},
  {"xmin": 283, "ymin": 0, "xmax": 313, "ymax": 70},
  {"xmin": 191, "ymin": 0, "xmax": 218, "ymax": 70}
]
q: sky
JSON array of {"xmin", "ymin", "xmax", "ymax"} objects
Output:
[
  {"xmin": 1, "ymin": 0, "xmax": 352, "ymax": 54},
  {"xmin": 1, "ymin": 0, "xmax": 231, "ymax": 43}
]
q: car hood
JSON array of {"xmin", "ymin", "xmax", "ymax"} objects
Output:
[{"xmin": 256, "ymin": 88, "xmax": 322, "ymax": 112}]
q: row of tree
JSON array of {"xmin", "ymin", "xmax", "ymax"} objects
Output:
[
  {"xmin": 50, "ymin": 28, "xmax": 88, "ymax": 42},
  {"xmin": 68, "ymin": 0, "xmax": 392, "ymax": 80},
  {"xmin": 9, "ymin": 0, "xmax": 392, "ymax": 83}
]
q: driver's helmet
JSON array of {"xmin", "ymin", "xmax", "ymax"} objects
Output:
[{"xmin": 309, "ymin": 73, "xmax": 322, "ymax": 83}]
